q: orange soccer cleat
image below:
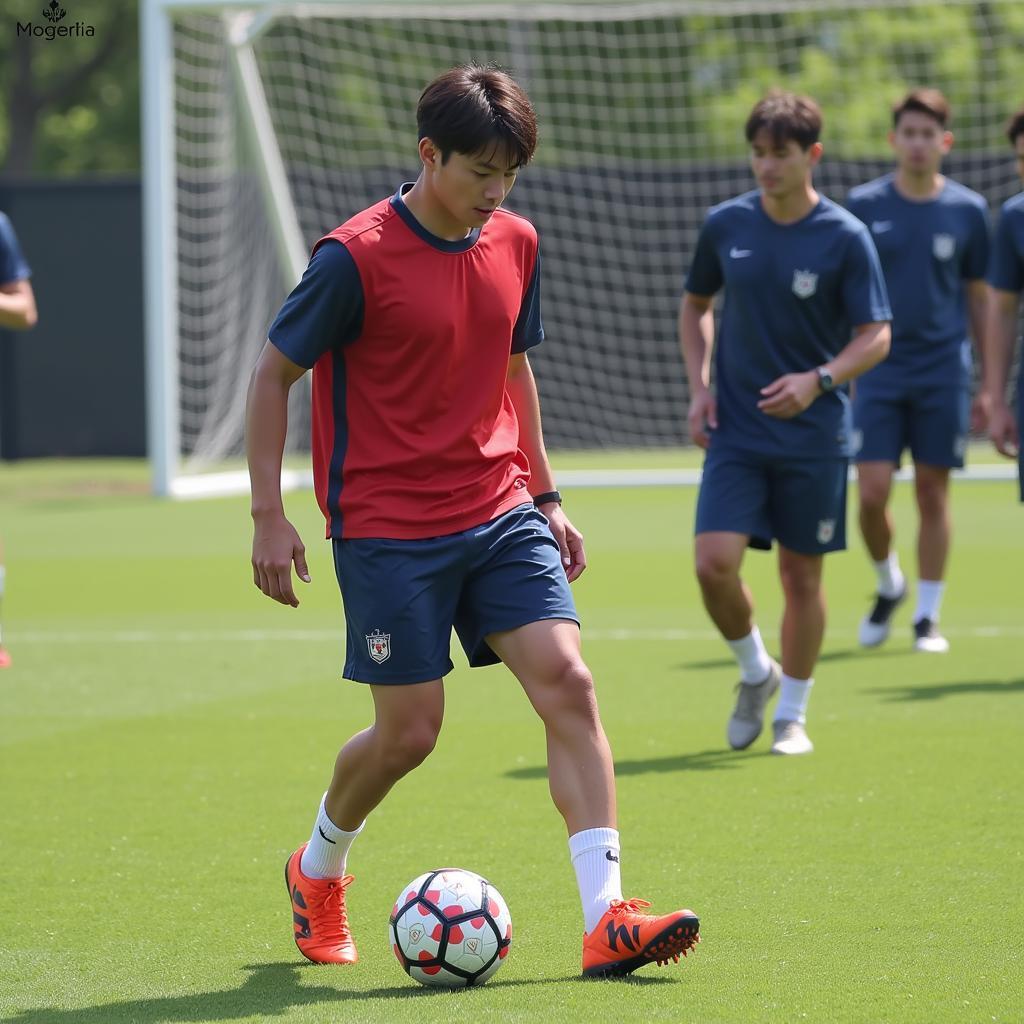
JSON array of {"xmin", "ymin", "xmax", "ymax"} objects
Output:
[
  {"xmin": 0, "ymin": 647, "xmax": 11, "ymax": 669},
  {"xmin": 284, "ymin": 842, "xmax": 357, "ymax": 965},
  {"xmin": 582, "ymin": 898, "xmax": 700, "ymax": 978}
]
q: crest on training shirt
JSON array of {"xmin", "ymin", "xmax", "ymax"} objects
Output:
[
  {"xmin": 933, "ymin": 233, "xmax": 956, "ymax": 261},
  {"xmin": 366, "ymin": 629, "xmax": 391, "ymax": 664},
  {"xmin": 817, "ymin": 519, "xmax": 836, "ymax": 544},
  {"xmin": 792, "ymin": 269, "xmax": 818, "ymax": 298}
]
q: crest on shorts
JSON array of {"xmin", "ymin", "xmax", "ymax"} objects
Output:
[
  {"xmin": 817, "ymin": 519, "xmax": 836, "ymax": 544},
  {"xmin": 792, "ymin": 269, "xmax": 818, "ymax": 298},
  {"xmin": 933, "ymin": 233, "xmax": 955, "ymax": 261},
  {"xmin": 366, "ymin": 629, "xmax": 391, "ymax": 664}
]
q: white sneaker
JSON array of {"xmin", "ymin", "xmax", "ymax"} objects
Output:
[
  {"xmin": 771, "ymin": 720, "xmax": 814, "ymax": 756},
  {"xmin": 913, "ymin": 617, "xmax": 949, "ymax": 653},
  {"xmin": 727, "ymin": 661, "xmax": 781, "ymax": 750},
  {"xmin": 858, "ymin": 586, "xmax": 907, "ymax": 648}
]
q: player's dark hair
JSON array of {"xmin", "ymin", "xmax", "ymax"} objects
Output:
[
  {"xmin": 1007, "ymin": 105, "xmax": 1024, "ymax": 146},
  {"xmin": 892, "ymin": 88, "xmax": 951, "ymax": 129},
  {"xmin": 417, "ymin": 64, "xmax": 538, "ymax": 167},
  {"xmin": 745, "ymin": 90, "xmax": 822, "ymax": 150}
]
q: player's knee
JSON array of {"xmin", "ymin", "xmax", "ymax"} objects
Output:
[
  {"xmin": 535, "ymin": 657, "xmax": 598, "ymax": 722},
  {"xmin": 859, "ymin": 482, "xmax": 889, "ymax": 512},
  {"xmin": 695, "ymin": 550, "xmax": 736, "ymax": 592},
  {"xmin": 915, "ymin": 481, "xmax": 948, "ymax": 519},
  {"xmin": 779, "ymin": 563, "xmax": 821, "ymax": 602},
  {"xmin": 381, "ymin": 719, "xmax": 441, "ymax": 774}
]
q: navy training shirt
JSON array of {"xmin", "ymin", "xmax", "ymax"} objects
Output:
[
  {"xmin": 685, "ymin": 190, "xmax": 892, "ymax": 459},
  {"xmin": 846, "ymin": 174, "xmax": 989, "ymax": 390},
  {"xmin": 988, "ymin": 191, "xmax": 1024, "ymax": 398},
  {"xmin": 0, "ymin": 212, "xmax": 30, "ymax": 285}
]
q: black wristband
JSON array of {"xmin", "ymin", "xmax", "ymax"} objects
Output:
[{"xmin": 533, "ymin": 490, "xmax": 562, "ymax": 507}]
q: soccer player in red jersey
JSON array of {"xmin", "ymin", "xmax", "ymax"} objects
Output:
[{"xmin": 246, "ymin": 64, "xmax": 698, "ymax": 978}]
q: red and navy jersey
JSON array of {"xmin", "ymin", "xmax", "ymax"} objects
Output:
[{"xmin": 269, "ymin": 185, "xmax": 544, "ymax": 540}]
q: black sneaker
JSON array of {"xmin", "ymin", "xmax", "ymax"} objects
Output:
[
  {"xmin": 858, "ymin": 585, "xmax": 906, "ymax": 648},
  {"xmin": 913, "ymin": 617, "xmax": 949, "ymax": 653}
]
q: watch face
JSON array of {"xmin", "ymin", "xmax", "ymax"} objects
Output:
[{"xmin": 818, "ymin": 369, "xmax": 834, "ymax": 391}]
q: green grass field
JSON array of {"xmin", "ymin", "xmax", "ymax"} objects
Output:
[{"xmin": 1, "ymin": 459, "xmax": 1022, "ymax": 1024}]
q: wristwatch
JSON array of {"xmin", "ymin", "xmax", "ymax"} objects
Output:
[{"xmin": 816, "ymin": 366, "xmax": 835, "ymax": 393}]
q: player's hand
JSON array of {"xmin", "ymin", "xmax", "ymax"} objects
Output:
[
  {"xmin": 251, "ymin": 512, "xmax": 311, "ymax": 607},
  {"xmin": 971, "ymin": 390, "xmax": 991, "ymax": 434},
  {"xmin": 987, "ymin": 400, "xmax": 1020, "ymax": 459},
  {"xmin": 688, "ymin": 388, "xmax": 718, "ymax": 449},
  {"xmin": 758, "ymin": 370, "xmax": 820, "ymax": 419},
  {"xmin": 540, "ymin": 504, "xmax": 587, "ymax": 583}
]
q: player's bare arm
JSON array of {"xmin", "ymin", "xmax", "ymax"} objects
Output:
[
  {"xmin": 758, "ymin": 321, "xmax": 891, "ymax": 419},
  {"xmin": 983, "ymin": 287, "xmax": 1021, "ymax": 457},
  {"xmin": 679, "ymin": 291, "xmax": 718, "ymax": 447},
  {"xmin": 965, "ymin": 278, "xmax": 990, "ymax": 430},
  {"xmin": 246, "ymin": 341, "xmax": 311, "ymax": 607},
  {"xmin": 0, "ymin": 280, "xmax": 37, "ymax": 330},
  {"xmin": 506, "ymin": 352, "xmax": 586, "ymax": 582}
]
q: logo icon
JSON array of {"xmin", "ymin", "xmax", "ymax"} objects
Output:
[
  {"xmin": 792, "ymin": 269, "xmax": 818, "ymax": 299},
  {"xmin": 933, "ymin": 233, "xmax": 955, "ymax": 261},
  {"xmin": 817, "ymin": 519, "xmax": 836, "ymax": 544},
  {"xmin": 729, "ymin": 247, "xmax": 752, "ymax": 259},
  {"xmin": 871, "ymin": 220, "xmax": 893, "ymax": 234},
  {"xmin": 605, "ymin": 850, "xmax": 619, "ymax": 863},
  {"xmin": 465, "ymin": 938, "xmax": 480, "ymax": 954},
  {"xmin": 42, "ymin": 0, "xmax": 66, "ymax": 22},
  {"xmin": 366, "ymin": 629, "xmax": 391, "ymax": 665}
]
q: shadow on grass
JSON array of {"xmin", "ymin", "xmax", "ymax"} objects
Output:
[
  {"xmin": 674, "ymin": 646, "xmax": 906, "ymax": 672},
  {"xmin": 866, "ymin": 678, "xmax": 1024, "ymax": 702},
  {"xmin": 507, "ymin": 747, "xmax": 767, "ymax": 780},
  {"xmin": 6, "ymin": 960, "xmax": 678, "ymax": 1023}
]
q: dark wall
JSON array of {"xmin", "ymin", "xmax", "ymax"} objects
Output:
[{"xmin": 0, "ymin": 180, "xmax": 145, "ymax": 459}]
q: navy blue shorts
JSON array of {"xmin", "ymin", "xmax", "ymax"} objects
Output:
[
  {"xmin": 853, "ymin": 384, "xmax": 969, "ymax": 469},
  {"xmin": 695, "ymin": 443, "xmax": 848, "ymax": 555},
  {"xmin": 332, "ymin": 503, "xmax": 579, "ymax": 684}
]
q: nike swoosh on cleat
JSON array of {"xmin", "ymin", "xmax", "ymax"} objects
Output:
[{"xmin": 318, "ymin": 826, "xmax": 336, "ymax": 844}]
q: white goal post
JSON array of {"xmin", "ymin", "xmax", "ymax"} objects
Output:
[{"xmin": 142, "ymin": 0, "xmax": 1024, "ymax": 498}]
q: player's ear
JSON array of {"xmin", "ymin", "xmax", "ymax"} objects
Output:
[
  {"xmin": 942, "ymin": 130, "xmax": 954, "ymax": 153},
  {"xmin": 887, "ymin": 130, "xmax": 897, "ymax": 151},
  {"xmin": 808, "ymin": 141, "xmax": 823, "ymax": 166},
  {"xmin": 418, "ymin": 136, "xmax": 441, "ymax": 169}
]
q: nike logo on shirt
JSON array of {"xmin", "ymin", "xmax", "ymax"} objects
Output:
[
  {"xmin": 729, "ymin": 247, "xmax": 752, "ymax": 258},
  {"xmin": 871, "ymin": 221, "xmax": 893, "ymax": 234}
]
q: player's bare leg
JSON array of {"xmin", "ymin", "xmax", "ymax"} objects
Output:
[
  {"xmin": 912, "ymin": 463, "xmax": 951, "ymax": 652},
  {"xmin": 857, "ymin": 461, "xmax": 906, "ymax": 647},
  {"xmin": 287, "ymin": 680, "xmax": 445, "ymax": 965},
  {"xmin": 488, "ymin": 618, "xmax": 698, "ymax": 976},
  {"xmin": 772, "ymin": 547, "xmax": 824, "ymax": 755},
  {"xmin": 696, "ymin": 532, "xmax": 779, "ymax": 749}
]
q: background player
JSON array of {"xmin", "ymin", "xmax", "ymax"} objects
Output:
[
  {"xmin": 982, "ymin": 104, "xmax": 1024, "ymax": 500},
  {"xmin": 0, "ymin": 211, "xmax": 39, "ymax": 670},
  {"xmin": 246, "ymin": 64, "xmax": 698, "ymax": 979},
  {"xmin": 846, "ymin": 89, "xmax": 990, "ymax": 653},
  {"xmin": 680, "ymin": 91, "xmax": 891, "ymax": 756}
]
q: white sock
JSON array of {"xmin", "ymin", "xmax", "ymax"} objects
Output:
[
  {"xmin": 568, "ymin": 827, "xmax": 623, "ymax": 934},
  {"xmin": 774, "ymin": 674, "xmax": 813, "ymax": 725},
  {"xmin": 726, "ymin": 626, "xmax": 773, "ymax": 684},
  {"xmin": 915, "ymin": 580, "xmax": 945, "ymax": 623},
  {"xmin": 873, "ymin": 553, "xmax": 905, "ymax": 600},
  {"xmin": 299, "ymin": 794, "xmax": 364, "ymax": 879}
]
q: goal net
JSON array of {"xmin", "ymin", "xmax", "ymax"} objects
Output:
[{"xmin": 143, "ymin": 0, "xmax": 1024, "ymax": 497}]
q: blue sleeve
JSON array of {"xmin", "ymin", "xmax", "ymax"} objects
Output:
[
  {"xmin": 841, "ymin": 227, "xmax": 892, "ymax": 326},
  {"xmin": 0, "ymin": 213, "xmax": 30, "ymax": 284},
  {"xmin": 962, "ymin": 202, "xmax": 991, "ymax": 281},
  {"xmin": 988, "ymin": 208, "xmax": 1024, "ymax": 293},
  {"xmin": 684, "ymin": 217, "xmax": 723, "ymax": 297},
  {"xmin": 511, "ymin": 249, "xmax": 544, "ymax": 353},
  {"xmin": 268, "ymin": 240, "xmax": 364, "ymax": 368}
]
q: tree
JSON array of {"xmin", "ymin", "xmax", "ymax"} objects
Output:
[{"xmin": 0, "ymin": 0, "xmax": 138, "ymax": 177}]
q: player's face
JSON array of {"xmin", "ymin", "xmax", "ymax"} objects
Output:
[
  {"xmin": 890, "ymin": 112, "xmax": 951, "ymax": 174},
  {"xmin": 433, "ymin": 147, "xmax": 520, "ymax": 230},
  {"xmin": 749, "ymin": 132, "xmax": 819, "ymax": 199},
  {"xmin": 1015, "ymin": 134, "xmax": 1024, "ymax": 185}
]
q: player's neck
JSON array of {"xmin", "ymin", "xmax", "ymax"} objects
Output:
[
  {"xmin": 760, "ymin": 185, "xmax": 819, "ymax": 225},
  {"xmin": 401, "ymin": 179, "xmax": 474, "ymax": 242},
  {"xmin": 894, "ymin": 169, "xmax": 945, "ymax": 201}
]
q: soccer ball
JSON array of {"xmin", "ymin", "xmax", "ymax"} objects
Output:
[{"xmin": 389, "ymin": 868, "xmax": 512, "ymax": 987}]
